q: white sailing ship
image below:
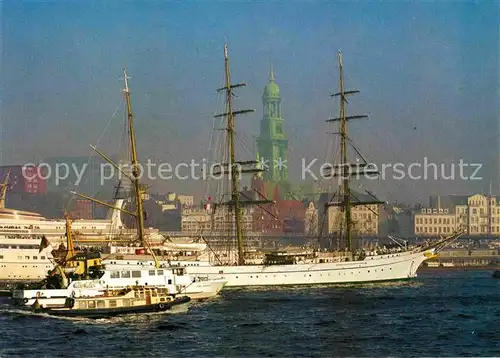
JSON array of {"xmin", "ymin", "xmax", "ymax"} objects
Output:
[
  {"xmin": 101, "ymin": 238, "xmax": 448, "ymax": 287},
  {"xmin": 102, "ymin": 46, "xmax": 462, "ymax": 287}
]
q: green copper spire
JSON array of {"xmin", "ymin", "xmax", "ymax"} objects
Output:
[
  {"xmin": 263, "ymin": 61, "xmax": 280, "ymax": 99},
  {"xmin": 257, "ymin": 63, "xmax": 288, "ymax": 182}
]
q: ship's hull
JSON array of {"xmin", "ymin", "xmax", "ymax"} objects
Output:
[
  {"xmin": 177, "ymin": 278, "xmax": 226, "ymax": 300},
  {"xmin": 34, "ymin": 296, "xmax": 190, "ymax": 319},
  {"xmin": 179, "ymin": 250, "xmax": 432, "ymax": 287},
  {"xmin": 0, "ymin": 237, "xmax": 54, "ymax": 281},
  {"xmin": 0, "ymin": 199, "xmax": 128, "ymax": 281},
  {"xmin": 11, "ymin": 279, "xmax": 227, "ymax": 307}
]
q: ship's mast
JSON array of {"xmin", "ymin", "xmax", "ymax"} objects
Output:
[
  {"xmin": 64, "ymin": 211, "xmax": 76, "ymax": 264},
  {"xmin": 122, "ymin": 69, "xmax": 146, "ymax": 247},
  {"xmin": 223, "ymin": 45, "xmax": 245, "ymax": 265},
  {"xmin": 337, "ymin": 52, "xmax": 353, "ymax": 251},
  {"xmin": 213, "ymin": 43, "xmax": 269, "ymax": 265},
  {"xmin": 72, "ymin": 69, "xmax": 147, "ymax": 247},
  {"xmin": 326, "ymin": 51, "xmax": 377, "ymax": 253}
]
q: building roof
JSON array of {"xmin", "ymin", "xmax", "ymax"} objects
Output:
[
  {"xmin": 263, "ymin": 81, "xmax": 280, "ymax": 99},
  {"xmin": 429, "ymin": 195, "xmax": 469, "ymax": 208}
]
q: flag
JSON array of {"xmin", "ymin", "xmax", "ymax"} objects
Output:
[{"xmin": 38, "ymin": 236, "xmax": 50, "ymax": 253}]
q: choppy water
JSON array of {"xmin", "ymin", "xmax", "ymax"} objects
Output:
[{"xmin": 1, "ymin": 270, "xmax": 499, "ymax": 357}]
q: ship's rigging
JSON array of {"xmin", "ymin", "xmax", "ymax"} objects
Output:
[
  {"xmin": 210, "ymin": 43, "xmax": 273, "ymax": 265},
  {"xmin": 71, "ymin": 69, "xmax": 150, "ymax": 250},
  {"xmin": 317, "ymin": 51, "xmax": 385, "ymax": 253}
]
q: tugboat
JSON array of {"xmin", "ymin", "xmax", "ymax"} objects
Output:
[{"xmin": 32, "ymin": 286, "xmax": 190, "ymax": 319}]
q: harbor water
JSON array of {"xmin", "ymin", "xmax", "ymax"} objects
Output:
[{"xmin": 0, "ymin": 269, "xmax": 499, "ymax": 357}]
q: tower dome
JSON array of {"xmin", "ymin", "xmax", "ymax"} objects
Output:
[{"xmin": 262, "ymin": 64, "xmax": 280, "ymax": 99}]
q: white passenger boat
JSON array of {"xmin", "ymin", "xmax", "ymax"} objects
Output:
[{"xmin": 11, "ymin": 264, "xmax": 226, "ymax": 307}]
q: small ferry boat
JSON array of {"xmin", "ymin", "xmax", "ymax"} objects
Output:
[
  {"xmin": 12, "ymin": 264, "xmax": 225, "ymax": 307},
  {"xmin": 32, "ymin": 286, "xmax": 190, "ymax": 318}
]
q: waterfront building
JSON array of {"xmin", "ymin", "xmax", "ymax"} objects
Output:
[
  {"xmin": 327, "ymin": 203, "xmax": 380, "ymax": 236},
  {"xmin": 0, "ymin": 165, "xmax": 46, "ymax": 195},
  {"xmin": 177, "ymin": 194, "xmax": 194, "ymax": 207},
  {"xmin": 317, "ymin": 192, "xmax": 380, "ymax": 237},
  {"xmin": 180, "ymin": 205, "xmax": 253, "ymax": 233},
  {"xmin": 69, "ymin": 199, "xmax": 93, "ymax": 219},
  {"xmin": 414, "ymin": 193, "xmax": 500, "ymax": 236},
  {"xmin": 305, "ymin": 201, "xmax": 319, "ymax": 236},
  {"xmin": 250, "ymin": 174, "xmax": 306, "ymax": 235},
  {"xmin": 467, "ymin": 194, "xmax": 500, "ymax": 235},
  {"xmin": 414, "ymin": 207, "xmax": 456, "ymax": 236}
]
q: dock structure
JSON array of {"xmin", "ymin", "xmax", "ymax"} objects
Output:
[{"xmin": 424, "ymin": 248, "xmax": 499, "ymax": 268}]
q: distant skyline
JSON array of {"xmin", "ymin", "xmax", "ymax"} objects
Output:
[{"xmin": 1, "ymin": 1, "xmax": 498, "ymax": 204}]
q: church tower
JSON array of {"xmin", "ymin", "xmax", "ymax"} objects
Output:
[{"xmin": 257, "ymin": 64, "xmax": 289, "ymax": 182}]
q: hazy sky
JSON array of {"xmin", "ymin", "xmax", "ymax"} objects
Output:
[{"xmin": 1, "ymin": 1, "xmax": 498, "ymax": 204}]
